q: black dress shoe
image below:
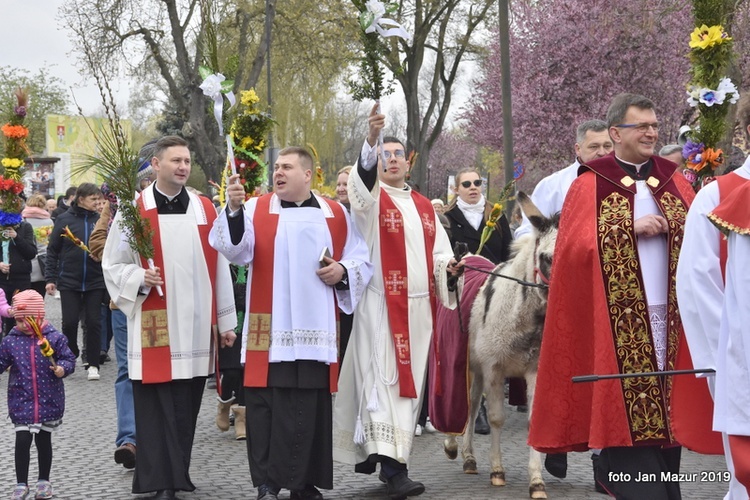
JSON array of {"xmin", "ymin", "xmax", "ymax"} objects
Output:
[
  {"xmin": 474, "ymin": 400, "xmax": 490, "ymax": 435},
  {"xmin": 257, "ymin": 484, "xmax": 279, "ymax": 500},
  {"xmin": 290, "ymin": 484, "xmax": 324, "ymax": 499},
  {"xmin": 544, "ymin": 452, "xmax": 568, "ymax": 479},
  {"xmin": 151, "ymin": 490, "xmax": 177, "ymax": 500},
  {"xmin": 592, "ymin": 453, "xmax": 609, "ymax": 494},
  {"xmin": 386, "ymin": 472, "xmax": 425, "ymax": 498}
]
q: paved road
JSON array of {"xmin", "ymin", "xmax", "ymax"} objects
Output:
[{"xmin": 0, "ymin": 296, "xmax": 731, "ymax": 499}]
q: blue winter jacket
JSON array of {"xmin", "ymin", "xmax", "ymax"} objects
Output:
[{"xmin": 0, "ymin": 323, "xmax": 76, "ymax": 425}]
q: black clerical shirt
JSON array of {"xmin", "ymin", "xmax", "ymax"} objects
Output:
[
  {"xmin": 152, "ymin": 186, "xmax": 190, "ymax": 214},
  {"xmin": 615, "ymin": 157, "xmax": 654, "ymax": 181}
]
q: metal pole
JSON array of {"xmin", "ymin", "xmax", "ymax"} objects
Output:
[
  {"xmin": 498, "ymin": 0, "xmax": 514, "ymax": 215},
  {"xmin": 573, "ymin": 368, "xmax": 715, "ymax": 384},
  {"xmin": 265, "ymin": 0, "xmax": 276, "ymax": 187}
]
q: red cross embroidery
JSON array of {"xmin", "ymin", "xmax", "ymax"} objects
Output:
[
  {"xmin": 141, "ymin": 311, "xmax": 168, "ymax": 347},
  {"xmin": 247, "ymin": 313, "xmax": 271, "ymax": 351},
  {"xmin": 421, "ymin": 213, "xmax": 435, "ymax": 237},
  {"xmin": 380, "ymin": 209, "xmax": 403, "ymax": 233},
  {"xmin": 394, "ymin": 333, "xmax": 411, "ymax": 363},
  {"xmin": 385, "ymin": 270, "xmax": 407, "ymax": 295}
]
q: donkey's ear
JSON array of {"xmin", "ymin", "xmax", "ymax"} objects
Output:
[
  {"xmin": 517, "ymin": 191, "xmax": 547, "ymax": 233},
  {"xmin": 517, "ymin": 192, "xmax": 542, "ymax": 221}
]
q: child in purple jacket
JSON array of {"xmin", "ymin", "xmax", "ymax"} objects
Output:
[{"xmin": 0, "ymin": 290, "xmax": 75, "ymax": 500}]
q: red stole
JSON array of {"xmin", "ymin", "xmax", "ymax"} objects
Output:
[
  {"xmin": 137, "ymin": 192, "xmax": 219, "ymax": 384},
  {"xmin": 244, "ymin": 194, "xmax": 347, "ymax": 392},
  {"xmin": 710, "ymin": 179, "xmax": 750, "ymax": 231},
  {"xmin": 379, "ymin": 189, "xmax": 437, "ymax": 399}
]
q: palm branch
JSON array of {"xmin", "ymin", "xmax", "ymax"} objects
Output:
[{"xmin": 71, "ymin": 123, "xmax": 154, "ymax": 259}]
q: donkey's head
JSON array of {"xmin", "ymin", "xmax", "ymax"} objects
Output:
[{"xmin": 516, "ymin": 192, "xmax": 560, "ymax": 289}]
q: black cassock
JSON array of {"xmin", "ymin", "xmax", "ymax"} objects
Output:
[
  {"xmin": 132, "ymin": 378, "xmax": 206, "ymax": 493},
  {"xmin": 228, "ymin": 195, "xmax": 335, "ymax": 492},
  {"xmin": 245, "ymin": 361, "xmax": 333, "ymax": 491}
]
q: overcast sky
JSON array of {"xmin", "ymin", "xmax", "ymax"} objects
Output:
[
  {"xmin": 2, "ymin": 0, "xmax": 473, "ymax": 128},
  {"xmin": 2, "ymin": 0, "xmax": 129, "ymax": 115}
]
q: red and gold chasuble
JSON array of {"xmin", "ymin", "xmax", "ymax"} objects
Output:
[
  {"xmin": 530, "ymin": 154, "xmax": 695, "ymax": 452},
  {"xmin": 671, "ymin": 172, "xmax": 748, "ymax": 455},
  {"xmin": 137, "ymin": 193, "xmax": 219, "ymax": 384},
  {"xmin": 244, "ymin": 194, "xmax": 347, "ymax": 392},
  {"xmin": 378, "ymin": 188, "xmax": 437, "ymax": 399}
]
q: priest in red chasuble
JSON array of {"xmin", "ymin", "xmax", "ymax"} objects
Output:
[
  {"xmin": 103, "ymin": 136, "xmax": 238, "ymax": 499},
  {"xmin": 332, "ymin": 104, "xmax": 464, "ymax": 499},
  {"xmin": 528, "ymin": 94, "xmax": 696, "ymax": 500},
  {"xmin": 210, "ymin": 146, "xmax": 372, "ymax": 500}
]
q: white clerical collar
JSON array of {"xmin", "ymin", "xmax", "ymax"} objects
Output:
[
  {"xmin": 154, "ymin": 183, "xmax": 181, "ymax": 202},
  {"xmin": 615, "ymin": 155, "xmax": 649, "ymax": 172}
]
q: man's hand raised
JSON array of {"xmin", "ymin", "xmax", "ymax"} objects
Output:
[
  {"xmin": 226, "ymin": 174, "xmax": 246, "ymax": 213},
  {"xmin": 367, "ymin": 102, "xmax": 386, "ymax": 147}
]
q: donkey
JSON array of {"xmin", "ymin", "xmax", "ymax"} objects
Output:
[{"xmin": 443, "ymin": 192, "xmax": 559, "ymax": 499}]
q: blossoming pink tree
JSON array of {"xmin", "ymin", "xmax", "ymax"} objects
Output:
[{"xmin": 465, "ymin": 1, "xmax": 704, "ymax": 189}]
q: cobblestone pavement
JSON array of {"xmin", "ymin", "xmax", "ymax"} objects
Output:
[{"xmin": 0, "ymin": 296, "xmax": 731, "ymax": 499}]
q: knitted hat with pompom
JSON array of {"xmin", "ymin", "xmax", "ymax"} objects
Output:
[{"xmin": 12, "ymin": 290, "xmax": 45, "ymax": 321}]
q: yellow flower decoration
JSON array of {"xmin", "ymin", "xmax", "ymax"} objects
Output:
[
  {"xmin": 689, "ymin": 24, "xmax": 731, "ymax": 50},
  {"xmin": 240, "ymin": 136, "xmax": 255, "ymax": 149},
  {"xmin": 240, "ymin": 89, "xmax": 260, "ymax": 106},
  {"xmin": 1, "ymin": 158, "xmax": 24, "ymax": 168}
]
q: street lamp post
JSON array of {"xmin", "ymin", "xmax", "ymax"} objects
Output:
[
  {"xmin": 498, "ymin": 0, "xmax": 514, "ymax": 215},
  {"xmin": 265, "ymin": 0, "xmax": 277, "ymax": 186}
]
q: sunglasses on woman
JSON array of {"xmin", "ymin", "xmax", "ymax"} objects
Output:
[{"xmin": 461, "ymin": 179, "xmax": 483, "ymax": 188}]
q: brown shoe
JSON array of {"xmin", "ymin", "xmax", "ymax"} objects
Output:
[{"xmin": 114, "ymin": 442, "xmax": 136, "ymax": 469}]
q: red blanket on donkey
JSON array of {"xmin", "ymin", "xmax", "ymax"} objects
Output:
[{"xmin": 429, "ymin": 255, "xmax": 496, "ymax": 434}]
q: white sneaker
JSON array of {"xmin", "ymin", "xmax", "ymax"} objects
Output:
[
  {"xmin": 424, "ymin": 418, "xmax": 437, "ymax": 433},
  {"xmin": 415, "ymin": 424, "xmax": 423, "ymax": 436},
  {"xmin": 87, "ymin": 366, "xmax": 100, "ymax": 381}
]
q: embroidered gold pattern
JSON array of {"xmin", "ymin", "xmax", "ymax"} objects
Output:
[
  {"xmin": 598, "ymin": 192, "xmax": 667, "ymax": 442},
  {"xmin": 707, "ymin": 213, "xmax": 750, "ymax": 236}
]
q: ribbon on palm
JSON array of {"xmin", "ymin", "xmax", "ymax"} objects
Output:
[{"xmin": 349, "ymin": 1, "xmax": 411, "ymax": 170}]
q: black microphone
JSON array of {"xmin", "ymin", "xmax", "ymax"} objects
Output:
[{"xmin": 447, "ymin": 242, "xmax": 468, "ymax": 292}]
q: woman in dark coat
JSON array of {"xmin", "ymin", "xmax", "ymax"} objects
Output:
[
  {"xmin": 443, "ymin": 167, "xmax": 516, "ymax": 433},
  {"xmin": 443, "ymin": 168, "xmax": 512, "ymax": 263},
  {"xmin": 0, "ymin": 216, "xmax": 37, "ymax": 334},
  {"xmin": 45, "ymin": 183, "xmax": 105, "ymax": 380}
]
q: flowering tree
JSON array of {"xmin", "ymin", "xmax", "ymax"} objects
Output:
[
  {"xmin": 425, "ymin": 128, "xmax": 478, "ymax": 199},
  {"xmin": 465, "ymin": 0, "xmax": 697, "ymax": 189}
]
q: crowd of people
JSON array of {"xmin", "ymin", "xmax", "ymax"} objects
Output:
[{"xmin": 1, "ymin": 91, "xmax": 749, "ymax": 500}]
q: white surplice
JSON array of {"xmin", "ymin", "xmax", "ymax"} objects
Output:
[
  {"xmin": 716, "ymin": 230, "xmax": 750, "ymax": 437},
  {"xmin": 209, "ymin": 193, "xmax": 372, "ymax": 365},
  {"xmin": 102, "ymin": 186, "xmax": 237, "ymax": 380},
  {"xmin": 677, "ymin": 157, "xmax": 750, "ymax": 373},
  {"xmin": 333, "ymin": 160, "xmax": 456, "ymax": 467}
]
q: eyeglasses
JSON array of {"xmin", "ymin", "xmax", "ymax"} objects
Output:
[
  {"xmin": 383, "ymin": 149, "xmax": 406, "ymax": 159},
  {"xmin": 461, "ymin": 179, "xmax": 483, "ymax": 188},
  {"xmin": 614, "ymin": 122, "xmax": 659, "ymax": 133}
]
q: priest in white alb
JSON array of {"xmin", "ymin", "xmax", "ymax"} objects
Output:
[
  {"xmin": 332, "ymin": 104, "xmax": 462, "ymax": 499},
  {"xmin": 210, "ymin": 146, "xmax": 372, "ymax": 500},
  {"xmin": 102, "ymin": 136, "xmax": 237, "ymax": 500}
]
